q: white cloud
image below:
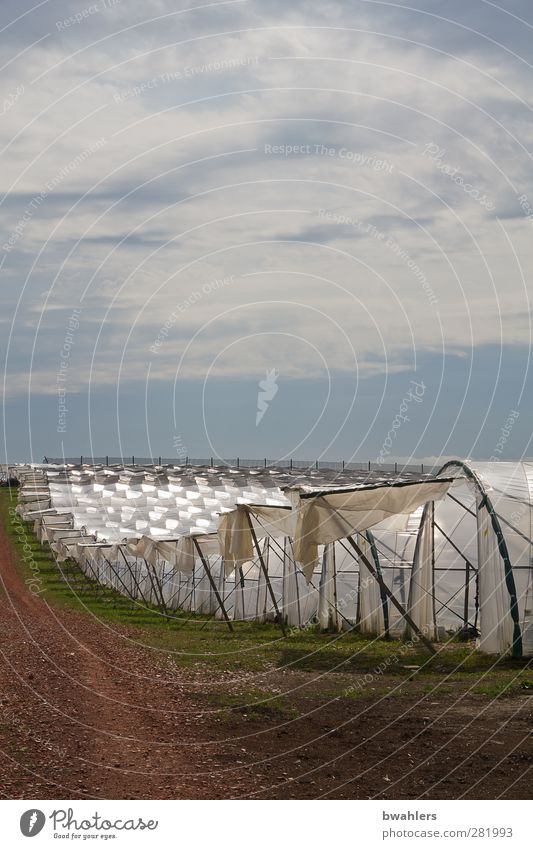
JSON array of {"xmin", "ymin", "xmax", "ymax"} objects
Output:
[{"xmin": 1, "ymin": 0, "xmax": 532, "ymax": 398}]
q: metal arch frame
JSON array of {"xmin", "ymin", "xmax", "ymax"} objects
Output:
[{"xmin": 436, "ymin": 460, "xmax": 523, "ymax": 658}]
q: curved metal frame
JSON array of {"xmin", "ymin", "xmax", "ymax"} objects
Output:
[{"xmin": 436, "ymin": 460, "xmax": 522, "ymax": 658}]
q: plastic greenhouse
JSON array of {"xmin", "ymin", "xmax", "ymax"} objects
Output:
[{"xmin": 11, "ymin": 459, "xmax": 533, "ymax": 658}]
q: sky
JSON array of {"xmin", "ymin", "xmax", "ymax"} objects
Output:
[{"xmin": 1, "ymin": 0, "xmax": 532, "ymax": 464}]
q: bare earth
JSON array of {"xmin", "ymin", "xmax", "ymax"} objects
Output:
[{"xmin": 0, "ymin": 520, "xmax": 531, "ymax": 800}]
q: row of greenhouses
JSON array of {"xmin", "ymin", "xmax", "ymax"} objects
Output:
[{"xmin": 12, "ymin": 460, "xmax": 533, "ymax": 657}]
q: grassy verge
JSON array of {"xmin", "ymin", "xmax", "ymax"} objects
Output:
[{"xmin": 1, "ymin": 489, "xmax": 531, "ymax": 698}]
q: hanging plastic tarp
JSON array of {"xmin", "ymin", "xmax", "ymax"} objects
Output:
[
  {"xmin": 293, "ymin": 479, "xmax": 452, "ymax": 579},
  {"xmin": 406, "ymin": 502, "xmax": 437, "ymax": 641},
  {"xmin": 218, "ymin": 504, "xmax": 292, "ymax": 576},
  {"xmin": 126, "ymin": 533, "xmax": 218, "ymax": 574},
  {"xmin": 318, "ymin": 544, "xmax": 341, "ymax": 631},
  {"xmin": 357, "ymin": 534, "xmax": 387, "ymax": 637},
  {"xmin": 218, "ymin": 507, "xmax": 254, "ymax": 576}
]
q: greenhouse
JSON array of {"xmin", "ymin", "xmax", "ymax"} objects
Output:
[{"xmin": 11, "ymin": 459, "xmax": 533, "ymax": 658}]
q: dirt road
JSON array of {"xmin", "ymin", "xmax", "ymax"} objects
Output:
[
  {"xmin": 0, "ymin": 518, "xmax": 224, "ymax": 799},
  {"xmin": 0, "ymin": 513, "xmax": 531, "ymax": 799}
]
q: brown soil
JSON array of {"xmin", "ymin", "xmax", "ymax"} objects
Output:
[
  {"xmin": 207, "ymin": 685, "xmax": 532, "ymax": 799},
  {"xmin": 0, "ymin": 515, "xmax": 531, "ymax": 799}
]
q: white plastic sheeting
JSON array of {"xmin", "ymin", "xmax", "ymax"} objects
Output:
[
  {"xmin": 433, "ymin": 462, "xmax": 529, "ymax": 657},
  {"xmin": 218, "ymin": 504, "xmax": 293, "ymax": 575},
  {"xmin": 127, "ymin": 534, "xmax": 218, "ymax": 575},
  {"xmin": 476, "ymin": 493, "xmax": 517, "ymax": 655},
  {"xmin": 292, "ymin": 479, "xmax": 452, "ymax": 578},
  {"xmin": 357, "ymin": 534, "xmax": 386, "ymax": 637},
  {"xmin": 12, "ymin": 461, "xmax": 533, "ymax": 656},
  {"xmin": 317, "ymin": 544, "xmax": 341, "ymax": 632},
  {"xmin": 406, "ymin": 502, "xmax": 436, "ymax": 641},
  {"xmin": 281, "ymin": 539, "xmax": 318, "ymax": 628}
]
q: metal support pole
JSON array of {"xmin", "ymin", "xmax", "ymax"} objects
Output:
[
  {"xmin": 118, "ymin": 547, "xmax": 150, "ymax": 607},
  {"xmin": 434, "ymin": 521, "xmax": 476, "ymax": 572},
  {"xmin": 447, "ymin": 491, "xmax": 476, "ymax": 517},
  {"xmin": 101, "ymin": 553, "xmax": 135, "ymax": 602},
  {"xmin": 282, "ymin": 537, "xmax": 288, "ymax": 623},
  {"xmin": 245, "ymin": 511, "xmax": 287, "ymax": 635},
  {"xmin": 82, "ymin": 554, "xmax": 104, "ymax": 595},
  {"xmin": 345, "ymin": 535, "xmax": 437, "ymax": 655},
  {"xmin": 142, "ymin": 557, "xmax": 156, "ymax": 604},
  {"xmin": 143, "ymin": 557, "xmax": 168, "ymax": 615},
  {"xmin": 193, "ymin": 539, "xmax": 234, "ymax": 632},
  {"xmin": 366, "ymin": 529, "xmax": 390, "ymax": 640}
]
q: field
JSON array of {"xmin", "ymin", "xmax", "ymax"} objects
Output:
[{"xmin": 0, "ymin": 487, "xmax": 531, "ymax": 799}]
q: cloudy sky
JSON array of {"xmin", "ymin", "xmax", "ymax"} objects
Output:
[{"xmin": 1, "ymin": 0, "xmax": 532, "ymax": 464}]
